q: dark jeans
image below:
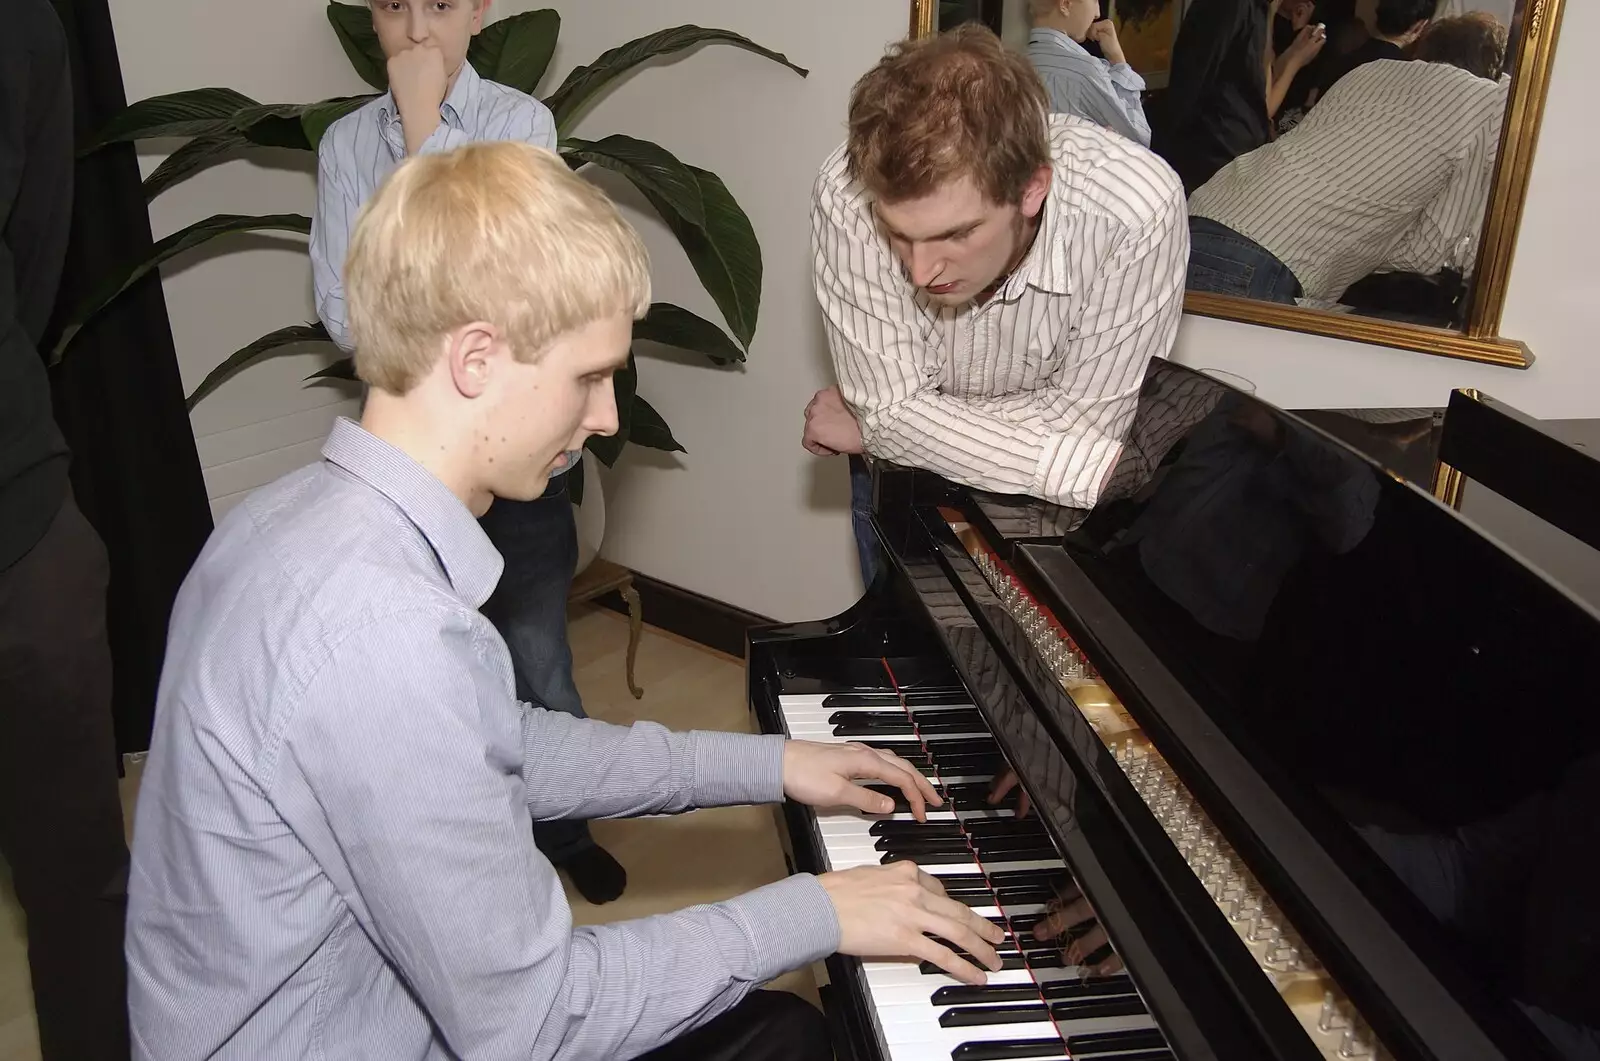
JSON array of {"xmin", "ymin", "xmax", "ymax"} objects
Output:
[
  {"xmin": 848, "ymin": 454, "xmax": 884, "ymax": 588},
  {"xmin": 1186, "ymin": 217, "xmax": 1303, "ymax": 304},
  {"xmin": 479, "ymin": 472, "xmax": 596, "ymax": 865},
  {"xmin": 0, "ymin": 495, "xmax": 130, "ymax": 1061},
  {"xmin": 637, "ymin": 990, "xmax": 831, "ymax": 1061}
]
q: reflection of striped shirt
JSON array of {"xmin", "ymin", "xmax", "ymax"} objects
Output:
[
  {"xmin": 1027, "ymin": 28, "xmax": 1151, "ymax": 147},
  {"xmin": 1188, "ymin": 59, "xmax": 1509, "ymax": 301},
  {"xmin": 310, "ymin": 62, "xmax": 557, "ymax": 353},
  {"xmin": 811, "ymin": 114, "xmax": 1188, "ymax": 510}
]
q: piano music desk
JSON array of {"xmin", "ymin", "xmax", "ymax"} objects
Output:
[{"xmin": 569, "ymin": 559, "xmax": 644, "ymax": 699}]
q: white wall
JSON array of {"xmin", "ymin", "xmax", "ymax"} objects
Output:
[{"xmin": 106, "ymin": 0, "xmax": 1596, "ymax": 622}]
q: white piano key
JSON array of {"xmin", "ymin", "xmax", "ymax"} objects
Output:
[{"xmin": 922, "ymin": 858, "xmax": 1064, "ymax": 876}]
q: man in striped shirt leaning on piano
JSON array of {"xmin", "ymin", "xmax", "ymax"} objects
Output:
[
  {"xmin": 802, "ymin": 25, "xmax": 1188, "ymax": 586},
  {"xmin": 1185, "ymin": 13, "xmax": 1510, "ymax": 313}
]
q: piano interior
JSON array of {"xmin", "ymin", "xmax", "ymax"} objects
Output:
[{"xmin": 748, "ymin": 358, "xmax": 1599, "ymax": 1061}]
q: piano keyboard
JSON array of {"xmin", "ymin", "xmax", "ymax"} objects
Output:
[{"xmin": 778, "ymin": 689, "xmax": 1175, "ymax": 1061}]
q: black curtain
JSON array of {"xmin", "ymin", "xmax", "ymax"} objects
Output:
[{"xmin": 45, "ymin": 0, "xmax": 213, "ymax": 755}]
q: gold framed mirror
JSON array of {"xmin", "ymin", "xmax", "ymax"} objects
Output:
[{"xmin": 910, "ymin": 0, "xmax": 1567, "ymax": 369}]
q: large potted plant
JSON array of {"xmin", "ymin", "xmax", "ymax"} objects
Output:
[{"xmin": 54, "ymin": 3, "xmax": 806, "ymax": 524}]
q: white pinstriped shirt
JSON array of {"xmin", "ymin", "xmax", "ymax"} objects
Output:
[
  {"xmin": 126, "ymin": 418, "xmax": 839, "ymax": 1060},
  {"xmin": 1027, "ymin": 28, "xmax": 1151, "ymax": 147},
  {"xmin": 812, "ymin": 113, "xmax": 1189, "ymax": 509},
  {"xmin": 1188, "ymin": 59, "xmax": 1510, "ymax": 302},
  {"xmin": 309, "ymin": 61, "xmax": 558, "ymax": 354}
]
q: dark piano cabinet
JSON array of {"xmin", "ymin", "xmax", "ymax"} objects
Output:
[{"xmin": 749, "ymin": 359, "xmax": 1600, "ymax": 1061}]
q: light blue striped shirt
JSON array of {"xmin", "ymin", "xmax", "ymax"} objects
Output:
[
  {"xmin": 1027, "ymin": 27, "xmax": 1151, "ymax": 148},
  {"xmin": 126, "ymin": 417, "xmax": 840, "ymax": 1060}
]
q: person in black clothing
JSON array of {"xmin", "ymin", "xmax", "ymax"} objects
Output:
[
  {"xmin": 1152, "ymin": 0, "xmax": 1324, "ymax": 193},
  {"xmin": 1308, "ymin": 0, "xmax": 1439, "ymax": 105},
  {"xmin": 0, "ymin": 2, "xmax": 132, "ymax": 1058}
]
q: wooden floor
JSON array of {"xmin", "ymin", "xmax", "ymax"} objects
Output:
[{"xmin": 0, "ymin": 605, "xmax": 817, "ymax": 1061}]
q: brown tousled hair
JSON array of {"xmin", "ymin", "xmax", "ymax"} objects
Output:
[
  {"xmin": 846, "ymin": 24, "xmax": 1050, "ymax": 206},
  {"xmin": 1410, "ymin": 12, "xmax": 1509, "ymax": 81}
]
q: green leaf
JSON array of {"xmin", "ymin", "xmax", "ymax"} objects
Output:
[
  {"xmin": 586, "ymin": 354, "xmax": 637, "ymax": 467},
  {"xmin": 562, "ymin": 134, "xmax": 705, "ymax": 228},
  {"xmin": 328, "ymin": 1, "xmax": 389, "ymax": 91},
  {"xmin": 51, "ymin": 213, "xmax": 312, "ymax": 365},
  {"xmin": 469, "ymin": 9, "xmax": 560, "ymax": 95},
  {"xmin": 302, "ymin": 94, "xmax": 377, "ymax": 149},
  {"xmin": 566, "ymin": 454, "xmax": 586, "ymax": 506},
  {"xmin": 142, "ymin": 132, "xmax": 250, "ymax": 201},
  {"xmin": 633, "ymin": 303, "xmax": 744, "ymax": 364},
  {"xmin": 628, "ymin": 395, "xmax": 685, "ymax": 454},
  {"xmin": 639, "ymin": 165, "xmax": 761, "ymax": 349},
  {"xmin": 546, "ymin": 25, "xmax": 809, "ymax": 134},
  {"xmin": 234, "ymin": 102, "xmax": 315, "ymax": 151},
  {"xmin": 82, "ymin": 87, "xmax": 258, "ymax": 153},
  {"xmin": 186, "ymin": 323, "xmax": 335, "ymax": 410},
  {"xmin": 307, "ymin": 356, "xmax": 359, "ymax": 381}
]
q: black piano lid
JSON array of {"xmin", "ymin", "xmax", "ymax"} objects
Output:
[{"xmin": 944, "ymin": 359, "xmax": 1600, "ymax": 1061}]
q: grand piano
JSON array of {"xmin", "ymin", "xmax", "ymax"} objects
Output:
[{"xmin": 748, "ymin": 358, "xmax": 1600, "ymax": 1061}]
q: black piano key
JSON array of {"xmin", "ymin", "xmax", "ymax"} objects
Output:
[
  {"xmin": 869, "ymin": 820, "xmax": 967, "ymax": 838},
  {"xmin": 950, "ymin": 1039, "xmax": 1071, "ymax": 1061},
  {"xmin": 1086, "ymin": 1053, "xmax": 1172, "ymax": 1061},
  {"xmin": 939, "ymin": 1003, "xmax": 1052, "ymax": 1027},
  {"xmin": 820, "ymin": 689, "xmax": 970, "ymax": 708},
  {"xmin": 987, "ymin": 868, "xmax": 1066, "ymax": 887},
  {"xmin": 833, "ymin": 721, "xmax": 914, "ymax": 737},
  {"xmin": 931, "ymin": 983, "xmax": 1045, "ymax": 1005},
  {"xmin": 827, "ymin": 708, "xmax": 984, "ymax": 726},
  {"xmin": 916, "ymin": 718, "xmax": 992, "ymax": 735},
  {"xmin": 960, "ymin": 818, "xmax": 1050, "ymax": 837},
  {"xmin": 994, "ymin": 886, "xmax": 1058, "ymax": 906},
  {"xmin": 1065, "ymin": 1028, "xmax": 1169, "ymax": 1054},
  {"xmin": 1041, "ymin": 976, "xmax": 1136, "ymax": 1001},
  {"xmin": 1049, "ymin": 996, "xmax": 1148, "ymax": 1022},
  {"xmin": 875, "ymin": 837, "xmax": 974, "ymax": 854},
  {"xmin": 883, "ymin": 849, "xmax": 981, "ymax": 865},
  {"xmin": 924, "ymin": 738, "xmax": 1000, "ymax": 755}
]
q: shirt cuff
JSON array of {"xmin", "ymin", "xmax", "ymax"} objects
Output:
[
  {"xmin": 688, "ymin": 730, "xmax": 787, "ymax": 807},
  {"xmin": 1109, "ymin": 63, "xmax": 1147, "ymax": 92},
  {"xmin": 1038, "ymin": 433, "xmax": 1126, "ymax": 509},
  {"xmin": 721, "ymin": 874, "xmax": 841, "ymax": 982}
]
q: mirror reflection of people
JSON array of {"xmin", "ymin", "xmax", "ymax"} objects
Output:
[
  {"xmin": 1185, "ymin": 13, "xmax": 1509, "ymax": 309},
  {"xmin": 1154, "ymin": 0, "xmax": 1288, "ymax": 192},
  {"xmin": 803, "ymin": 26, "xmax": 1188, "ymax": 586},
  {"xmin": 1026, "ymin": 0, "xmax": 1152, "ymax": 146}
]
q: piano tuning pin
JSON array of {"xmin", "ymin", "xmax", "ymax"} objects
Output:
[
  {"xmin": 1319, "ymin": 991, "xmax": 1350, "ymax": 1033},
  {"xmin": 1338, "ymin": 1024, "xmax": 1373, "ymax": 1058}
]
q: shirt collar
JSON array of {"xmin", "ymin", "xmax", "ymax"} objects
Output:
[
  {"xmin": 1001, "ymin": 154, "xmax": 1075, "ymax": 300},
  {"xmin": 1029, "ymin": 26, "xmax": 1090, "ymax": 60},
  {"xmin": 321, "ymin": 417, "xmax": 503, "ymax": 608},
  {"xmin": 377, "ymin": 60, "xmax": 482, "ymax": 132}
]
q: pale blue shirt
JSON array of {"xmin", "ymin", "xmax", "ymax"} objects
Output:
[
  {"xmin": 1028, "ymin": 27, "xmax": 1151, "ymax": 147},
  {"xmin": 126, "ymin": 418, "xmax": 840, "ymax": 1060}
]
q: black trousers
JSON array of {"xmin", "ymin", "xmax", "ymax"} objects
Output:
[
  {"xmin": 637, "ymin": 990, "xmax": 832, "ymax": 1061},
  {"xmin": 0, "ymin": 494, "xmax": 130, "ymax": 1060}
]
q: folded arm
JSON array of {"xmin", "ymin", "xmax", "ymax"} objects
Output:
[
  {"xmin": 283, "ymin": 613, "xmax": 837, "ymax": 1060},
  {"xmin": 812, "ymin": 174, "xmax": 1189, "ymax": 510}
]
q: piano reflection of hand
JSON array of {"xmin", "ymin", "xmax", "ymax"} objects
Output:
[{"xmin": 1035, "ymin": 886, "xmax": 1127, "ymax": 977}]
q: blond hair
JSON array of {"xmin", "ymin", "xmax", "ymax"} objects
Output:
[{"xmin": 346, "ymin": 140, "xmax": 651, "ymax": 394}]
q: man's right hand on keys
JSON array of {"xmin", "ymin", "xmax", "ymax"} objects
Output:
[{"xmin": 818, "ymin": 861, "xmax": 1006, "ymax": 986}]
